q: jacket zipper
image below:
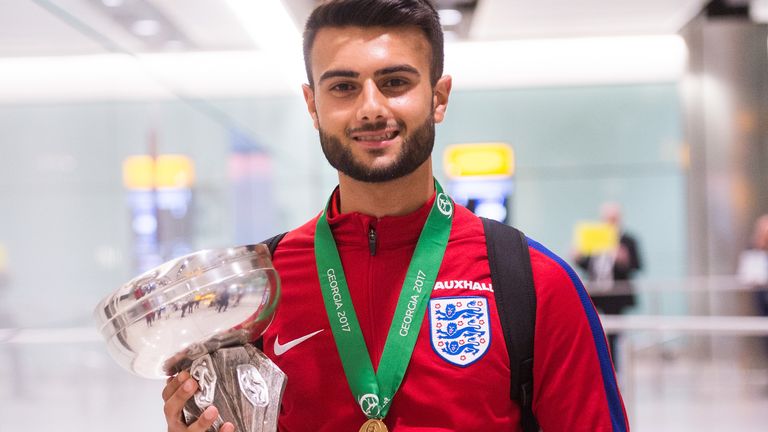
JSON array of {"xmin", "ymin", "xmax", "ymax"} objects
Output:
[
  {"xmin": 368, "ymin": 226, "xmax": 377, "ymax": 256},
  {"xmin": 367, "ymin": 223, "xmax": 379, "ymax": 366}
]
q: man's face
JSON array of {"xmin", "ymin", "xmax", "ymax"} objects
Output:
[
  {"xmin": 601, "ymin": 203, "xmax": 622, "ymax": 227},
  {"xmin": 303, "ymin": 26, "xmax": 451, "ymax": 183}
]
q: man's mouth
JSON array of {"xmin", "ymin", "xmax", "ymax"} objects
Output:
[{"xmin": 350, "ymin": 129, "xmax": 400, "ymax": 142}]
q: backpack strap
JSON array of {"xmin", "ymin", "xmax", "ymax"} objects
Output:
[
  {"xmin": 481, "ymin": 217, "xmax": 539, "ymax": 432},
  {"xmin": 263, "ymin": 232, "xmax": 288, "ymax": 256},
  {"xmin": 254, "ymin": 232, "xmax": 288, "ymax": 351}
]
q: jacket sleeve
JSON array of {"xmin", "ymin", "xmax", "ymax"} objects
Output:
[
  {"xmin": 623, "ymin": 234, "xmax": 642, "ymax": 273},
  {"xmin": 527, "ymin": 239, "xmax": 630, "ymax": 432}
]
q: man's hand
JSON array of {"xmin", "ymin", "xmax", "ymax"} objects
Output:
[
  {"xmin": 162, "ymin": 370, "xmax": 235, "ymax": 432},
  {"xmin": 615, "ymin": 244, "xmax": 630, "ymax": 267}
]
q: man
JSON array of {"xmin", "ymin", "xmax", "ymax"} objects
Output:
[
  {"xmin": 738, "ymin": 214, "xmax": 768, "ymax": 354},
  {"xmin": 575, "ymin": 202, "xmax": 642, "ymax": 368},
  {"xmin": 162, "ymin": 0, "xmax": 628, "ymax": 430}
]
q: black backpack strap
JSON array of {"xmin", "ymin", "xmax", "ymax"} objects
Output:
[
  {"xmin": 262, "ymin": 232, "xmax": 288, "ymax": 256},
  {"xmin": 481, "ymin": 217, "xmax": 539, "ymax": 432},
  {"xmin": 253, "ymin": 232, "xmax": 288, "ymax": 351}
]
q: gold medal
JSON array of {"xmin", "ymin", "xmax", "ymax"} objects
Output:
[{"xmin": 359, "ymin": 418, "xmax": 388, "ymax": 432}]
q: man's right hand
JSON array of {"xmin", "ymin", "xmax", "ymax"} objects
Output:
[{"xmin": 162, "ymin": 370, "xmax": 235, "ymax": 432}]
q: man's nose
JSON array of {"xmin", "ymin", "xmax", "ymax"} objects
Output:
[{"xmin": 356, "ymin": 80, "xmax": 389, "ymax": 122}]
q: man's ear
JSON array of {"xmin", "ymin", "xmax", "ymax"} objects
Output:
[
  {"xmin": 302, "ymin": 84, "xmax": 319, "ymax": 130},
  {"xmin": 432, "ymin": 75, "xmax": 452, "ymax": 124}
]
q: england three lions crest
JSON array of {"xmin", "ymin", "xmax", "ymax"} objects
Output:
[{"xmin": 429, "ymin": 296, "xmax": 490, "ymax": 367}]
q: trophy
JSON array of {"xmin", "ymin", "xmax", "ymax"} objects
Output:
[{"xmin": 94, "ymin": 244, "xmax": 286, "ymax": 431}]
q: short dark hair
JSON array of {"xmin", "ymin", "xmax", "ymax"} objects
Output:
[{"xmin": 303, "ymin": 0, "xmax": 444, "ymax": 88}]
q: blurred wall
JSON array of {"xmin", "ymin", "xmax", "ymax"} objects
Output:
[
  {"xmin": 440, "ymin": 85, "xmax": 686, "ymax": 282},
  {"xmin": 0, "ymin": 83, "xmax": 686, "ymax": 330},
  {"xmin": 0, "ymin": 97, "xmax": 324, "ymax": 328}
]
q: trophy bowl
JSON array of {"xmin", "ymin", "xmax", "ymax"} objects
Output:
[{"xmin": 94, "ymin": 244, "xmax": 279, "ymax": 379}]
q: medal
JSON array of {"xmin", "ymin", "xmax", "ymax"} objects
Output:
[{"xmin": 359, "ymin": 418, "xmax": 389, "ymax": 432}]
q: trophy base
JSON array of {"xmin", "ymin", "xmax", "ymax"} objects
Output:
[{"xmin": 183, "ymin": 343, "xmax": 286, "ymax": 432}]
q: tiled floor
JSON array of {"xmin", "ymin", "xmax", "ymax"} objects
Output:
[
  {"xmin": 627, "ymin": 355, "xmax": 768, "ymax": 431},
  {"xmin": 1, "ymin": 335, "xmax": 767, "ymax": 431}
]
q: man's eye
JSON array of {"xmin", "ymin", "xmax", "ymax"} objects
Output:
[
  {"xmin": 330, "ymin": 83, "xmax": 355, "ymax": 92},
  {"xmin": 383, "ymin": 78, "xmax": 409, "ymax": 88}
]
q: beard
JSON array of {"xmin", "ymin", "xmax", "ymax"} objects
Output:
[{"xmin": 318, "ymin": 114, "xmax": 435, "ymax": 183}]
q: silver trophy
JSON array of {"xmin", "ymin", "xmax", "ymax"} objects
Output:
[{"xmin": 94, "ymin": 244, "xmax": 286, "ymax": 432}]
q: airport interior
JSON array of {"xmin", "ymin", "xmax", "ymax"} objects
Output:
[{"xmin": 1, "ymin": 0, "xmax": 768, "ymax": 430}]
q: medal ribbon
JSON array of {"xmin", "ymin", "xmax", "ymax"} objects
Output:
[{"xmin": 314, "ymin": 180, "xmax": 453, "ymax": 420}]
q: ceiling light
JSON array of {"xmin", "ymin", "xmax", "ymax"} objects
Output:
[
  {"xmin": 445, "ymin": 35, "xmax": 688, "ymax": 89},
  {"xmin": 131, "ymin": 19, "xmax": 161, "ymax": 37},
  {"xmin": 224, "ymin": 0, "xmax": 300, "ymax": 50},
  {"xmin": 439, "ymin": 9, "xmax": 463, "ymax": 26},
  {"xmin": 0, "ymin": 35, "xmax": 688, "ymax": 102},
  {"xmin": 751, "ymin": 0, "xmax": 768, "ymax": 22},
  {"xmin": 102, "ymin": 0, "xmax": 123, "ymax": 7},
  {"xmin": 224, "ymin": 0, "xmax": 305, "ymax": 88}
]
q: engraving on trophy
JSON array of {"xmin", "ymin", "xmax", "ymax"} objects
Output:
[
  {"xmin": 190, "ymin": 354, "xmax": 217, "ymax": 408},
  {"xmin": 237, "ymin": 364, "xmax": 269, "ymax": 407}
]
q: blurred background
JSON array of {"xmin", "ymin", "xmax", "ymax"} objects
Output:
[{"xmin": 0, "ymin": 0, "xmax": 767, "ymax": 430}]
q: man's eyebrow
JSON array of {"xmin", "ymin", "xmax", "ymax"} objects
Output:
[
  {"xmin": 317, "ymin": 65, "xmax": 420, "ymax": 84},
  {"xmin": 318, "ymin": 69, "xmax": 359, "ymax": 84},
  {"xmin": 375, "ymin": 65, "xmax": 420, "ymax": 76}
]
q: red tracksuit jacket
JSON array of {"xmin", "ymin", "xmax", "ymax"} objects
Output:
[{"xmin": 262, "ymin": 192, "xmax": 629, "ymax": 431}]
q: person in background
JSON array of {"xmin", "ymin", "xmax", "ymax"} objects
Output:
[
  {"xmin": 750, "ymin": 214, "xmax": 768, "ymax": 315},
  {"xmin": 738, "ymin": 214, "xmax": 768, "ymax": 354},
  {"xmin": 161, "ymin": 1, "xmax": 629, "ymax": 430},
  {"xmin": 575, "ymin": 202, "xmax": 642, "ymax": 369}
]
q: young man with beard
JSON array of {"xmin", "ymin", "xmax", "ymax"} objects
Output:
[{"xmin": 162, "ymin": 0, "xmax": 629, "ymax": 430}]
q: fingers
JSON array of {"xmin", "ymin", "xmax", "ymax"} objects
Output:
[
  {"xmin": 186, "ymin": 406, "xmax": 221, "ymax": 432},
  {"xmin": 164, "ymin": 373, "xmax": 198, "ymax": 426},
  {"xmin": 162, "ymin": 370, "xmax": 190, "ymax": 402},
  {"xmin": 162, "ymin": 372, "xmax": 235, "ymax": 432},
  {"xmin": 185, "ymin": 408, "xmax": 235, "ymax": 432}
]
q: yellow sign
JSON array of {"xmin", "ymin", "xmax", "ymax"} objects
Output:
[
  {"xmin": 574, "ymin": 222, "xmax": 619, "ymax": 256},
  {"xmin": 443, "ymin": 143, "xmax": 514, "ymax": 178},
  {"xmin": 122, "ymin": 154, "xmax": 195, "ymax": 190}
]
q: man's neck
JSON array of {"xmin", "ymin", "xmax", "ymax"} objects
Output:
[{"xmin": 337, "ymin": 161, "xmax": 434, "ymax": 218}]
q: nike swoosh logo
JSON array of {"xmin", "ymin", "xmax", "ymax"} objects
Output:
[{"xmin": 274, "ymin": 329, "xmax": 324, "ymax": 356}]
